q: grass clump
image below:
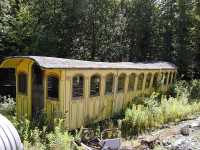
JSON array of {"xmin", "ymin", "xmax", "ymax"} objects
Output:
[
  {"xmin": 0, "ymin": 96, "xmax": 15, "ymax": 116},
  {"xmin": 9, "ymin": 116, "xmax": 79, "ymax": 150},
  {"xmin": 122, "ymin": 80, "xmax": 200, "ymax": 135}
]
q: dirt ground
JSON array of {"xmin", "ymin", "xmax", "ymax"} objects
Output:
[{"xmin": 121, "ymin": 115, "xmax": 200, "ymax": 150}]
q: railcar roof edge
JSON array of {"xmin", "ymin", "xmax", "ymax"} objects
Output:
[{"xmin": 2, "ymin": 56, "xmax": 177, "ymax": 70}]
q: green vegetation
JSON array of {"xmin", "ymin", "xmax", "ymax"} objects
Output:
[
  {"xmin": 0, "ymin": 96, "xmax": 15, "ymax": 116},
  {"xmin": 0, "ymin": 99, "xmax": 79, "ymax": 150},
  {"xmin": 122, "ymin": 80, "xmax": 200, "ymax": 135},
  {"xmin": 11, "ymin": 117, "xmax": 80, "ymax": 150}
]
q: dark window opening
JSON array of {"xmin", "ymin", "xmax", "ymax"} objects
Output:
[
  {"xmin": 137, "ymin": 73, "xmax": 144, "ymax": 90},
  {"xmin": 153, "ymin": 73, "xmax": 159, "ymax": 88},
  {"xmin": 145, "ymin": 73, "xmax": 152, "ymax": 89},
  {"xmin": 172, "ymin": 72, "xmax": 176, "ymax": 83},
  {"xmin": 169, "ymin": 72, "xmax": 173, "ymax": 84},
  {"xmin": 164, "ymin": 72, "xmax": 168, "ymax": 85},
  {"xmin": 0, "ymin": 69, "xmax": 16, "ymax": 98},
  {"xmin": 72, "ymin": 75, "xmax": 84, "ymax": 98},
  {"xmin": 105, "ymin": 74, "xmax": 114, "ymax": 95},
  {"xmin": 90, "ymin": 75, "xmax": 101, "ymax": 96},
  {"xmin": 47, "ymin": 76, "xmax": 59, "ymax": 99},
  {"xmin": 128, "ymin": 73, "xmax": 136, "ymax": 91},
  {"xmin": 18, "ymin": 73, "xmax": 27, "ymax": 95},
  {"xmin": 118, "ymin": 74, "xmax": 126, "ymax": 92}
]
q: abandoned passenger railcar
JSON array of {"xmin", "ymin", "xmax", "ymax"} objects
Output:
[{"xmin": 0, "ymin": 56, "xmax": 177, "ymax": 129}]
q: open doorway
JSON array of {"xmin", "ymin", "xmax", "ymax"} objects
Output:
[
  {"xmin": 32, "ymin": 64, "xmax": 44, "ymax": 119},
  {"xmin": 0, "ymin": 69, "xmax": 16, "ymax": 100}
]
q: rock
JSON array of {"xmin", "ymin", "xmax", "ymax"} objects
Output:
[
  {"xmin": 162, "ymin": 124, "xmax": 170, "ymax": 129},
  {"xmin": 180, "ymin": 125, "xmax": 190, "ymax": 136},
  {"xmin": 140, "ymin": 135, "xmax": 158, "ymax": 149},
  {"xmin": 120, "ymin": 146, "xmax": 133, "ymax": 150},
  {"xmin": 162, "ymin": 140, "xmax": 171, "ymax": 146},
  {"xmin": 171, "ymin": 139, "xmax": 187, "ymax": 150},
  {"xmin": 190, "ymin": 121, "xmax": 200, "ymax": 128}
]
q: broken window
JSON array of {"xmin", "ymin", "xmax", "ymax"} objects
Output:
[
  {"xmin": 72, "ymin": 75, "xmax": 84, "ymax": 98},
  {"xmin": 137, "ymin": 73, "xmax": 144, "ymax": 90},
  {"xmin": 18, "ymin": 73, "xmax": 27, "ymax": 95},
  {"xmin": 105, "ymin": 74, "xmax": 114, "ymax": 95},
  {"xmin": 47, "ymin": 76, "xmax": 59, "ymax": 99},
  {"xmin": 118, "ymin": 74, "xmax": 126, "ymax": 92},
  {"xmin": 90, "ymin": 75, "xmax": 101, "ymax": 96},
  {"xmin": 128, "ymin": 73, "xmax": 136, "ymax": 91}
]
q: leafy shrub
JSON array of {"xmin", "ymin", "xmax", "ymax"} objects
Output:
[
  {"xmin": 47, "ymin": 119, "xmax": 76, "ymax": 150},
  {"xmin": 170, "ymin": 80, "xmax": 200, "ymax": 100},
  {"xmin": 168, "ymin": 80, "xmax": 189, "ymax": 98},
  {"xmin": 0, "ymin": 96, "xmax": 15, "ymax": 116},
  {"xmin": 9, "ymin": 117, "xmax": 78, "ymax": 150},
  {"xmin": 190, "ymin": 80, "xmax": 200, "ymax": 99}
]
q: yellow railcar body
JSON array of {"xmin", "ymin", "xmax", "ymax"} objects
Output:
[{"xmin": 0, "ymin": 56, "xmax": 177, "ymax": 130}]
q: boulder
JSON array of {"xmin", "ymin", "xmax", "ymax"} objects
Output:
[{"xmin": 180, "ymin": 125, "xmax": 190, "ymax": 136}]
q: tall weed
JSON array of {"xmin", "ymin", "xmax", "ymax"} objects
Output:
[
  {"xmin": 0, "ymin": 96, "xmax": 15, "ymax": 116},
  {"xmin": 122, "ymin": 87, "xmax": 200, "ymax": 135}
]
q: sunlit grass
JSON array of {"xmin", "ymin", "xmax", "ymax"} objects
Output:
[{"xmin": 122, "ymin": 88, "xmax": 200, "ymax": 135}]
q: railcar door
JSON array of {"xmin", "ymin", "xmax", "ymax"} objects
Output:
[
  {"xmin": 113, "ymin": 74, "xmax": 126, "ymax": 114},
  {"xmin": 45, "ymin": 74, "xmax": 60, "ymax": 121},
  {"xmin": 69, "ymin": 75, "xmax": 85, "ymax": 129},
  {"xmin": 103, "ymin": 74, "xmax": 115, "ymax": 118},
  {"xmin": 32, "ymin": 64, "xmax": 44, "ymax": 120},
  {"xmin": 16, "ymin": 72, "xmax": 30, "ymax": 119}
]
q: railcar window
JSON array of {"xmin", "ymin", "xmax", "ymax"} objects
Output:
[
  {"xmin": 118, "ymin": 74, "xmax": 126, "ymax": 92},
  {"xmin": 137, "ymin": 73, "xmax": 144, "ymax": 90},
  {"xmin": 105, "ymin": 74, "xmax": 114, "ymax": 95},
  {"xmin": 72, "ymin": 75, "xmax": 84, "ymax": 98},
  {"xmin": 47, "ymin": 76, "xmax": 59, "ymax": 99},
  {"xmin": 18, "ymin": 73, "xmax": 27, "ymax": 95},
  {"xmin": 145, "ymin": 73, "xmax": 152, "ymax": 89},
  {"xmin": 128, "ymin": 73, "xmax": 136, "ymax": 91},
  {"xmin": 169, "ymin": 72, "xmax": 173, "ymax": 83},
  {"xmin": 90, "ymin": 75, "xmax": 101, "ymax": 96},
  {"xmin": 171, "ymin": 72, "xmax": 176, "ymax": 83},
  {"xmin": 153, "ymin": 73, "xmax": 158, "ymax": 88},
  {"xmin": 164, "ymin": 72, "xmax": 168, "ymax": 85}
]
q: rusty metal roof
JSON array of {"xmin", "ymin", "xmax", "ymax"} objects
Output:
[{"xmin": 3, "ymin": 56, "xmax": 176, "ymax": 70}]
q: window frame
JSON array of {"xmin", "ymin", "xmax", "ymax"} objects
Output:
[
  {"xmin": 47, "ymin": 74, "xmax": 59, "ymax": 101},
  {"xmin": 72, "ymin": 74, "xmax": 84, "ymax": 100},
  {"xmin": 105, "ymin": 73, "xmax": 114, "ymax": 95},
  {"xmin": 90, "ymin": 74, "xmax": 101, "ymax": 97},
  {"xmin": 17, "ymin": 72, "xmax": 28, "ymax": 95},
  {"xmin": 117, "ymin": 73, "xmax": 126, "ymax": 93}
]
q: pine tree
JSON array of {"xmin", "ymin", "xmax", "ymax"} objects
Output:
[
  {"xmin": 127, "ymin": 0, "xmax": 157, "ymax": 62},
  {"xmin": 160, "ymin": 0, "xmax": 177, "ymax": 63},
  {"xmin": 175, "ymin": 0, "xmax": 193, "ymax": 78}
]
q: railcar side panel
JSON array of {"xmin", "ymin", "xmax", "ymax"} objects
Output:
[
  {"xmin": 16, "ymin": 59, "xmax": 33, "ymax": 119},
  {"xmin": 44, "ymin": 69, "xmax": 64, "ymax": 121}
]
